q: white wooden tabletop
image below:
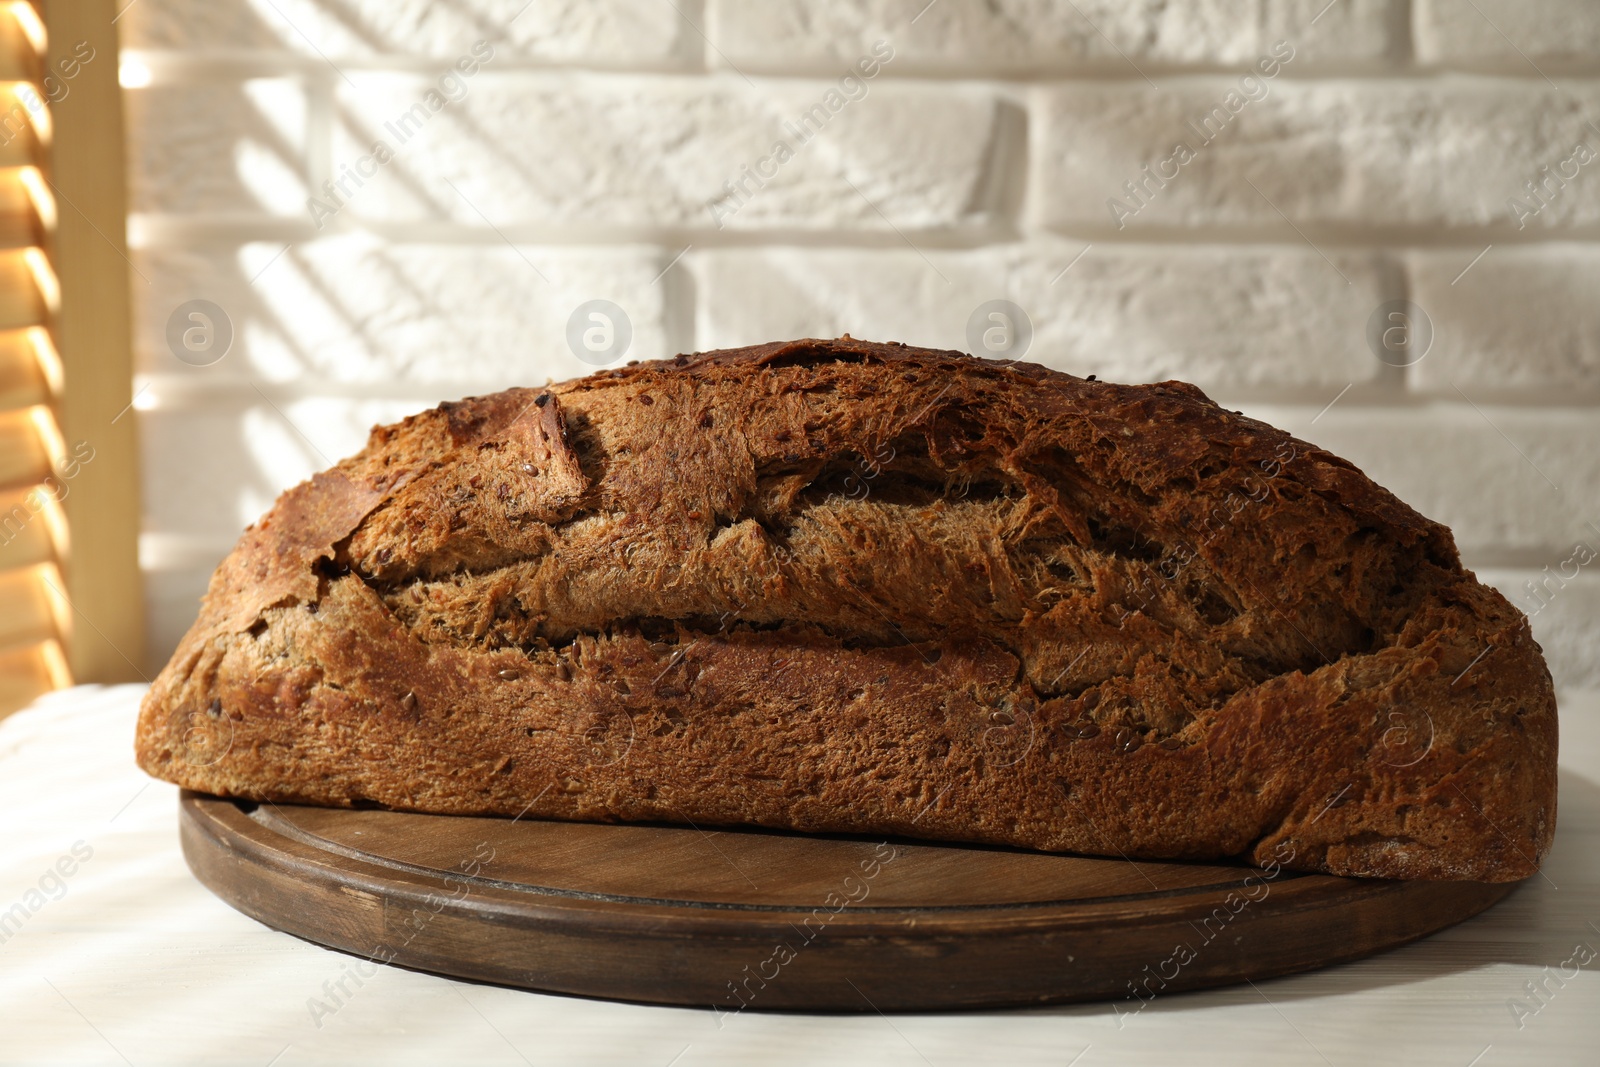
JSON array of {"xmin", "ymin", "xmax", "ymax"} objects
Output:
[{"xmin": 1, "ymin": 684, "xmax": 1595, "ymax": 1066}]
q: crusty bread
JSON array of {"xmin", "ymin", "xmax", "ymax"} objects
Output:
[{"xmin": 136, "ymin": 338, "xmax": 1557, "ymax": 882}]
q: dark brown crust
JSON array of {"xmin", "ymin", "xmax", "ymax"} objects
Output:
[{"xmin": 135, "ymin": 338, "xmax": 1558, "ymax": 881}]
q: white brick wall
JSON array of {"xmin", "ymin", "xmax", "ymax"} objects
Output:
[
  {"xmin": 121, "ymin": 0, "xmax": 697, "ymax": 65},
  {"xmin": 1034, "ymin": 80, "xmax": 1600, "ymax": 231},
  {"xmin": 709, "ymin": 1, "xmax": 1407, "ymax": 72},
  {"xmin": 328, "ymin": 75, "xmax": 1013, "ymax": 232},
  {"xmin": 133, "ymin": 238, "xmax": 679, "ymax": 384},
  {"xmin": 125, "ymin": 79, "xmax": 310, "ymax": 217},
  {"xmin": 1409, "ymin": 246, "xmax": 1600, "ymax": 389},
  {"xmin": 697, "ymin": 244, "xmax": 1401, "ymax": 389},
  {"xmin": 122, "ymin": 1, "xmax": 1600, "ymax": 688},
  {"xmin": 1415, "ymin": 1, "xmax": 1600, "ymax": 68}
]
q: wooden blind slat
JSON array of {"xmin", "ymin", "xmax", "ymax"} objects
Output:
[
  {"xmin": 0, "ymin": 168, "xmax": 35, "ymax": 247},
  {"xmin": 0, "ymin": 247, "xmax": 42, "ymax": 327},
  {"xmin": 0, "ymin": 11, "xmax": 35, "ymax": 82},
  {"xmin": 0, "ymin": 326, "xmax": 46, "ymax": 408},
  {"xmin": 0, "ymin": 405, "xmax": 49, "ymax": 488},
  {"xmin": 0, "ymin": 85, "xmax": 41, "ymax": 168},
  {"xmin": 0, "ymin": 561, "xmax": 60, "ymax": 648},
  {"xmin": 0, "ymin": 485, "xmax": 58, "ymax": 570},
  {"xmin": 0, "ymin": 638, "xmax": 67, "ymax": 721}
]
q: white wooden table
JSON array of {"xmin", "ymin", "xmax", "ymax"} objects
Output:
[{"xmin": 1, "ymin": 685, "xmax": 1595, "ymax": 1066}]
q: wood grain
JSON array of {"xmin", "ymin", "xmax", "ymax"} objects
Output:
[{"xmin": 179, "ymin": 791, "xmax": 1520, "ymax": 1011}]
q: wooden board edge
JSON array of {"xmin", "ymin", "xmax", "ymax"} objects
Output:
[{"xmin": 177, "ymin": 793, "xmax": 1523, "ymax": 1011}]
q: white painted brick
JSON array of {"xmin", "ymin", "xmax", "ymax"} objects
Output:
[
  {"xmin": 139, "ymin": 399, "xmax": 427, "ymax": 543},
  {"xmin": 708, "ymin": 0, "xmax": 1405, "ymax": 72},
  {"xmin": 1410, "ymin": 245, "xmax": 1600, "ymax": 391},
  {"xmin": 125, "ymin": 80, "xmax": 310, "ymax": 217},
  {"xmin": 1034, "ymin": 79, "xmax": 1600, "ymax": 231},
  {"xmin": 1244, "ymin": 405, "xmax": 1600, "ymax": 556},
  {"xmin": 697, "ymin": 242, "xmax": 1397, "ymax": 389},
  {"xmin": 332, "ymin": 74, "xmax": 1012, "ymax": 232},
  {"xmin": 121, "ymin": 0, "xmax": 695, "ymax": 65},
  {"xmin": 117, "ymin": 0, "xmax": 289, "ymax": 51},
  {"xmin": 1480, "ymin": 569, "xmax": 1600, "ymax": 690},
  {"xmin": 1416, "ymin": 1, "xmax": 1600, "ymax": 68},
  {"xmin": 133, "ymin": 237, "xmax": 677, "ymax": 384}
]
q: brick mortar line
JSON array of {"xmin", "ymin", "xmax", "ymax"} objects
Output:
[
  {"xmin": 1030, "ymin": 227, "xmax": 1600, "ymax": 247},
  {"xmin": 119, "ymin": 50, "xmax": 1600, "ymax": 83},
  {"xmin": 125, "ymin": 220, "xmax": 1028, "ymax": 250},
  {"xmin": 121, "ymin": 220, "xmax": 1600, "ymax": 251}
]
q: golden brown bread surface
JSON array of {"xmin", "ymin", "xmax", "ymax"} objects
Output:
[{"xmin": 136, "ymin": 338, "xmax": 1558, "ymax": 881}]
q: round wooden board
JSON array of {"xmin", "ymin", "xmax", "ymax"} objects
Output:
[{"xmin": 179, "ymin": 791, "xmax": 1519, "ymax": 1011}]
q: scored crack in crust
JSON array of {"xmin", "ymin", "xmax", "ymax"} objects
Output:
[{"xmin": 135, "ymin": 337, "xmax": 1558, "ymax": 882}]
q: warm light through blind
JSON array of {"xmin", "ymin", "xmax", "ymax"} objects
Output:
[{"xmin": 0, "ymin": 0, "xmax": 69, "ymax": 718}]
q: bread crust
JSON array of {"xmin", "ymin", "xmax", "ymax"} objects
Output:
[{"xmin": 136, "ymin": 338, "xmax": 1558, "ymax": 881}]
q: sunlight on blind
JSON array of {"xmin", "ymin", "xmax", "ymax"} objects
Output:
[{"xmin": 0, "ymin": 0, "xmax": 68, "ymax": 718}]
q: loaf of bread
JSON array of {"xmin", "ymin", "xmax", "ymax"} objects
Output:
[{"xmin": 136, "ymin": 338, "xmax": 1557, "ymax": 882}]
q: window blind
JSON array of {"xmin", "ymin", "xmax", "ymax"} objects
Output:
[
  {"xmin": 0, "ymin": 2, "xmax": 66, "ymax": 716},
  {"xmin": 0, "ymin": 0, "xmax": 140, "ymax": 718}
]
